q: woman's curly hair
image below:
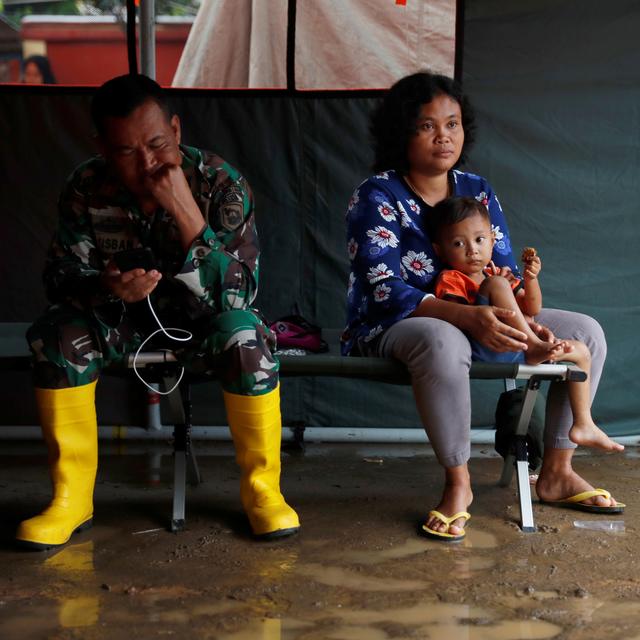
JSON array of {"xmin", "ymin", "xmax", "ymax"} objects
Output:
[{"xmin": 370, "ymin": 71, "xmax": 476, "ymax": 174}]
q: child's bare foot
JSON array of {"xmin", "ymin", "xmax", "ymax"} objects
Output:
[
  {"xmin": 569, "ymin": 423, "xmax": 625, "ymax": 452},
  {"xmin": 524, "ymin": 339, "xmax": 571, "ymax": 365}
]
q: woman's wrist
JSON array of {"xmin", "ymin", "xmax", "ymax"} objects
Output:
[{"xmin": 412, "ymin": 295, "xmax": 473, "ymax": 331}]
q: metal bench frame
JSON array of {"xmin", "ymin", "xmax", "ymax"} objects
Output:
[
  {"xmin": 132, "ymin": 350, "xmax": 586, "ymax": 534},
  {"xmin": 0, "ymin": 322, "xmax": 586, "ymax": 534}
]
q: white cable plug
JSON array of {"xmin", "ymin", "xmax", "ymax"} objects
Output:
[{"xmin": 132, "ymin": 295, "xmax": 193, "ymax": 396}]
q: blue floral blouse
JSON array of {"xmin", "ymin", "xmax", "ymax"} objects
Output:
[{"xmin": 341, "ymin": 169, "xmax": 519, "ymax": 355}]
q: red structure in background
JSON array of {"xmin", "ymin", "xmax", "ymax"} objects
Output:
[{"xmin": 20, "ymin": 17, "xmax": 192, "ymax": 85}]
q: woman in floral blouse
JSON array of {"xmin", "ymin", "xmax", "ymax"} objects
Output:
[{"xmin": 342, "ymin": 72, "xmax": 620, "ymax": 541}]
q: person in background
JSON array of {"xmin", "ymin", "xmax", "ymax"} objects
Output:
[{"xmin": 22, "ymin": 55, "xmax": 57, "ymax": 84}]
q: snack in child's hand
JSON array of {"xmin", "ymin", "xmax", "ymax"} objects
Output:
[{"xmin": 521, "ymin": 247, "xmax": 537, "ymax": 263}]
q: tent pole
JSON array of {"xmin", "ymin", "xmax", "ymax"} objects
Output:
[
  {"xmin": 140, "ymin": 0, "xmax": 156, "ymax": 80},
  {"xmin": 126, "ymin": 0, "xmax": 138, "ymax": 75}
]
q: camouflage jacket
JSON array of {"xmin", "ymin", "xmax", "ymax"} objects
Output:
[{"xmin": 44, "ymin": 145, "xmax": 259, "ymax": 329}]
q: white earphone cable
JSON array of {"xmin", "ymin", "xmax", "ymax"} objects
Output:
[{"xmin": 131, "ymin": 295, "xmax": 192, "ymax": 396}]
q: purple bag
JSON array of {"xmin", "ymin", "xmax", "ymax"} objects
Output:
[{"xmin": 269, "ymin": 314, "xmax": 329, "ymax": 353}]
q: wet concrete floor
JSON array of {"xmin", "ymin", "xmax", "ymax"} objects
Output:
[{"xmin": 1, "ymin": 440, "xmax": 639, "ymax": 639}]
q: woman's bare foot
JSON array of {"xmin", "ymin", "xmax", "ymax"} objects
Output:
[
  {"xmin": 569, "ymin": 422, "xmax": 624, "ymax": 452},
  {"xmin": 536, "ymin": 452, "xmax": 620, "ymax": 508},
  {"xmin": 424, "ymin": 465, "xmax": 473, "ymax": 536},
  {"xmin": 525, "ymin": 339, "xmax": 573, "ymax": 365}
]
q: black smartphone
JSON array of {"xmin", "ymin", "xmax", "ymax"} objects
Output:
[{"xmin": 113, "ymin": 247, "xmax": 157, "ymax": 272}]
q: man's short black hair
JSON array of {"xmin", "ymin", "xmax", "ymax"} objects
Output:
[
  {"xmin": 428, "ymin": 196, "xmax": 490, "ymax": 242},
  {"xmin": 91, "ymin": 73, "xmax": 172, "ymax": 136},
  {"xmin": 370, "ymin": 71, "xmax": 476, "ymax": 174}
]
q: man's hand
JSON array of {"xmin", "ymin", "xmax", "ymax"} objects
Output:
[
  {"xmin": 143, "ymin": 164, "xmax": 195, "ymax": 217},
  {"xmin": 101, "ymin": 261, "xmax": 162, "ymax": 303},
  {"xmin": 464, "ymin": 305, "xmax": 528, "ymax": 352},
  {"xmin": 143, "ymin": 164, "xmax": 206, "ymax": 249}
]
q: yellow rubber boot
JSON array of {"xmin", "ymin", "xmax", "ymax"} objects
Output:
[
  {"xmin": 223, "ymin": 385, "xmax": 300, "ymax": 538},
  {"xmin": 16, "ymin": 381, "xmax": 98, "ymax": 550}
]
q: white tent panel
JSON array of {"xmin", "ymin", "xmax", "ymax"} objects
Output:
[
  {"xmin": 173, "ymin": 0, "xmax": 456, "ymax": 89},
  {"xmin": 296, "ymin": 0, "xmax": 456, "ymax": 89},
  {"xmin": 172, "ymin": 0, "xmax": 288, "ymax": 88}
]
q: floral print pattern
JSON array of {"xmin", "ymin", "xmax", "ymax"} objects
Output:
[
  {"xmin": 366, "ymin": 226, "xmax": 399, "ymax": 248},
  {"xmin": 342, "ymin": 169, "xmax": 519, "ymax": 355},
  {"xmin": 401, "ymin": 250, "xmax": 433, "ymax": 277}
]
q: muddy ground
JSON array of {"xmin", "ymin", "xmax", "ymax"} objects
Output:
[{"xmin": 1, "ymin": 441, "xmax": 639, "ymax": 639}]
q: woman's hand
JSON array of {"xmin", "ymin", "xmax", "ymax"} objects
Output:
[
  {"xmin": 463, "ymin": 305, "xmax": 528, "ymax": 352},
  {"xmin": 528, "ymin": 320, "xmax": 555, "ymax": 343},
  {"xmin": 101, "ymin": 261, "xmax": 162, "ymax": 303}
]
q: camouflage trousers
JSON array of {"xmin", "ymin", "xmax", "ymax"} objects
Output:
[{"xmin": 27, "ymin": 303, "xmax": 279, "ymax": 396}]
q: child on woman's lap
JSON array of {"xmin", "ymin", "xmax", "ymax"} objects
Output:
[{"xmin": 429, "ymin": 197, "xmax": 623, "ymax": 453}]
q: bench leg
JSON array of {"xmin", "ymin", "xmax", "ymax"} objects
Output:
[
  {"xmin": 187, "ymin": 440, "xmax": 201, "ymax": 487},
  {"xmin": 164, "ymin": 376, "xmax": 192, "ymax": 532},
  {"xmin": 498, "ymin": 377, "xmax": 541, "ymax": 532},
  {"xmin": 515, "ymin": 437, "xmax": 536, "ymax": 532},
  {"xmin": 172, "ymin": 438, "xmax": 187, "ymax": 532}
]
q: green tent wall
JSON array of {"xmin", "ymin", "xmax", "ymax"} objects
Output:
[{"xmin": 1, "ymin": 0, "xmax": 638, "ymax": 434}]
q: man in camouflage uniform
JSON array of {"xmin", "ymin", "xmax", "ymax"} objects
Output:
[{"xmin": 17, "ymin": 74, "xmax": 300, "ymax": 550}]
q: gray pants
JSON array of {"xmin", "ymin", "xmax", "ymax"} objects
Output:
[{"xmin": 365, "ymin": 309, "xmax": 607, "ymax": 468}]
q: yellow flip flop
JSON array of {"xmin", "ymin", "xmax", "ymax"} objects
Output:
[
  {"xmin": 539, "ymin": 488, "xmax": 625, "ymax": 514},
  {"xmin": 421, "ymin": 510, "xmax": 470, "ymax": 543}
]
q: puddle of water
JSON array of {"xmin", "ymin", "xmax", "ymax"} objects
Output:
[
  {"xmin": 57, "ymin": 595, "xmax": 100, "ymax": 628},
  {"xmin": 153, "ymin": 610, "xmax": 191, "ymax": 624},
  {"xmin": 342, "ymin": 538, "xmax": 429, "ymax": 564},
  {"xmin": 0, "ymin": 602, "xmax": 60, "ymax": 638},
  {"xmin": 256, "ymin": 550, "xmax": 299, "ymax": 580},
  {"xmin": 337, "ymin": 602, "xmax": 490, "ymax": 626},
  {"xmin": 417, "ymin": 619, "xmax": 562, "ymax": 640},
  {"xmin": 191, "ymin": 601, "xmax": 243, "ymax": 617},
  {"xmin": 327, "ymin": 625, "xmax": 390, "ymax": 640},
  {"xmin": 217, "ymin": 617, "xmax": 312, "ymax": 640},
  {"xmin": 294, "ymin": 563, "xmax": 428, "ymax": 592},
  {"xmin": 501, "ymin": 593, "xmax": 614, "ymax": 626},
  {"xmin": 530, "ymin": 590, "xmax": 561, "ymax": 601},
  {"xmin": 0, "ymin": 595, "xmax": 101, "ymax": 635},
  {"xmin": 43, "ymin": 540, "xmax": 95, "ymax": 574},
  {"xmin": 592, "ymin": 600, "xmax": 640, "ymax": 623},
  {"xmin": 454, "ymin": 555, "xmax": 496, "ymax": 579},
  {"xmin": 211, "ymin": 611, "xmax": 561, "ymax": 640},
  {"xmin": 336, "ymin": 604, "xmax": 560, "ymax": 640},
  {"xmin": 419, "ymin": 528, "xmax": 498, "ymax": 550},
  {"xmin": 463, "ymin": 529, "xmax": 498, "ymax": 549}
]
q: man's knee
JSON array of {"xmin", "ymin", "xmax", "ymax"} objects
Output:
[
  {"xmin": 212, "ymin": 309, "xmax": 260, "ymax": 333},
  {"xmin": 212, "ymin": 309, "xmax": 271, "ymax": 350},
  {"xmin": 28, "ymin": 306, "xmax": 103, "ymax": 389},
  {"xmin": 207, "ymin": 310, "xmax": 279, "ymax": 396}
]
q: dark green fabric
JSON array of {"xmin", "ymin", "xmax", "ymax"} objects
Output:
[
  {"xmin": 1, "ymin": 0, "xmax": 639, "ymax": 432},
  {"xmin": 463, "ymin": 0, "xmax": 640, "ymax": 435}
]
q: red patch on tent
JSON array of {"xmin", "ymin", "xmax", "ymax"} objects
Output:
[{"xmin": 396, "ymin": 0, "xmax": 407, "ymax": 5}]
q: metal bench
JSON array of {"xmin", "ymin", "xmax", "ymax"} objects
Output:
[{"xmin": 1, "ymin": 322, "xmax": 586, "ymax": 534}]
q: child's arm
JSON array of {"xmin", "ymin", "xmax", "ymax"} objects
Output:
[{"xmin": 516, "ymin": 247, "xmax": 542, "ymax": 316}]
